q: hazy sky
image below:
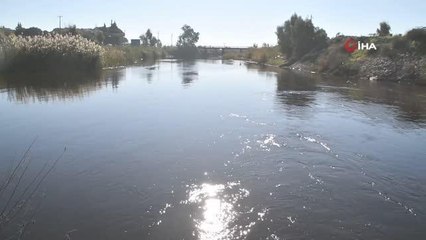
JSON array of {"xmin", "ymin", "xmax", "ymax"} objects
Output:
[{"xmin": 1, "ymin": 0, "xmax": 425, "ymax": 46}]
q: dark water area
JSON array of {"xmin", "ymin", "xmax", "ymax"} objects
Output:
[{"xmin": 0, "ymin": 60, "xmax": 426, "ymax": 239}]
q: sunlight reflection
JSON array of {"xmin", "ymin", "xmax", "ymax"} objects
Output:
[{"xmin": 185, "ymin": 182, "xmax": 252, "ymax": 240}]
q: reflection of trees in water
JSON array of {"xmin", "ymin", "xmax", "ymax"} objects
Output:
[
  {"xmin": 103, "ymin": 70, "xmax": 124, "ymax": 89},
  {"xmin": 146, "ymin": 72, "xmax": 153, "ymax": 84},
  {"xmin": 144, "ymin": 64, "xmax": 160, "ymax": 84},
  {"xmin": 255, "ymin": 64, "xmax": 426, "ymax": 124},
  {"xmin": 245, "ymin": 62, "xmax": 319, "ymax": 109},
  {"xmin": 245, "ymin": 62, "xmax": 278, "ymax": 79},
  {"xmin": 0, "ymin": 70, "xmax": 125, "ymax": 103},
  {"xmin": 275, "ymin": 70, "xmax": 318, "ymax": 107},
  {"xmin": 274, "ymin": 68, "xmax": 426, "ymax": 124},
  {"xmin": 178, "ymin": 61, "xmax": 198, "ymax": 87},
  {"xmin": 341, "ymin": 80, "xmax": 426, "ymax": 124}
]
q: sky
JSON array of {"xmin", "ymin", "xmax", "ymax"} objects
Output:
[{"xmin": 1, "ymin": 0, "xmax": 425, "ymax": 47}]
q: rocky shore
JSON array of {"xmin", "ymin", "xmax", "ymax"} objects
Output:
[
  {"xmin": 358, "ymin": 54, "xmax": 426, "ymax": 84},
  {"xmin": 285, "ymin": 54, "xmax": 426, "ymax": 85}
]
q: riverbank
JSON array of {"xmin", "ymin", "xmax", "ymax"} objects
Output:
[
  {"xmin": 290, "ymin": 36, "xmax": 426, "ymax": 85},
  {"xmin": 0, "ymin": 32, "xmax": 166, "ymax": 73},
  {"xmin": 223, "ymin": 36, "xmax": 426, "ymax": 85},
  {"xmin": 222, "ymin": 46, "xmax": 287, "ymax": 67}
]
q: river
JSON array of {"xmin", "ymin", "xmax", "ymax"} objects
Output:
[{"xmin": 0, "ymin": 60, "xmax": 425, "ymax": 239}]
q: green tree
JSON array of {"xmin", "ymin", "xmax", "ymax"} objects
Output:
[
  {"xmin": 174, "ymin": 25, "xmax": 200, "ymax": 59},
  {"xmin": 377, "ymin": 22, "xmax": 391, "ymax": 36},
  {"xmin": 177, "ymin": 25, "xmax": 199, "ymax": 48},
  {"xmin": 101, "ymin": 21, "xmax": 127, "ymax": 45},
  {"xmin": 276, "ymin": 14, "xmax": 328, "ymax": 61},
  {"xmin": 140, "ymin": 29, "xmax": 161, "ymax": 47},
  {"xmin": 406, "ymin": 27, "xmax": 426, "ymax": 54},
  {"xmin": 15, "ymin": 23, "xmax": 23, "ymax": 35},
  {"xmin": 15, "ymin": 23, "xmax": 42, "ymax": 37}
]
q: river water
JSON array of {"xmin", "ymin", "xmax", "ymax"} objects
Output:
[{"xmin": 0, "ymin": 60, "xmax": 425, "ymax": 239}]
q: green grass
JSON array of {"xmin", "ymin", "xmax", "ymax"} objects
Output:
[
  {"xmin": 102, "ymin": 45, "xmax": 166, "ymax": 68},
  {"xmin": 0, "ymin": 32, "xmax": 167, "ymax": 72},
  {"xmin": 223, "ymin": 46, "xmax": 286, "ymax": 66}
]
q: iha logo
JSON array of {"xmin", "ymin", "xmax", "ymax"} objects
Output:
[{"xmin": 344, "ymin": 37, "xmax": 377, "ymax": 53}]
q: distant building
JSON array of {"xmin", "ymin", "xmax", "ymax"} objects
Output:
[{"xmin": 131, "ymin": 39, "xmax": 141, "ymax": 46}]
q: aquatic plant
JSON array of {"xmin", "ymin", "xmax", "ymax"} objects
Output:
[
  {"xmin": 9, "ymin": 33, "xmax": 104, "ymax": 57},
  {"xmin": 3, "ymin": 33, "xmax": 104, "ymax": 73},
  {"xmin": 0, "ymin": 139, "xmax": 66, "ymax": 239}
]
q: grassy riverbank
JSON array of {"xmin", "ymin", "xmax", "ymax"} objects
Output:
[
  {"xmin": 102, "ymin": 45, "xmax": 166, "ymax": 67},
  {"xmin": 293, "ymin": 34, "xmax": 426, "ymax": 84},
  {"xmin": 223, "ymin": 46, "xmax": 286, "ymax": 67},
  {"xmin": 0, "ymin": 31, "xmax": 166, "ymax": 73},
  {"xmin": 222, "ymin": 34, "xmax": 426, "ymax": 84}
]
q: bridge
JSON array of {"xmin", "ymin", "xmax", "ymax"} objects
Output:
[{"xmin": 197, "ymin": 46, "xmax": 250, "ymax": 56}]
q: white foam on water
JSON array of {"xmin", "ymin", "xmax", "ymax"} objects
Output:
[
  {"xmin": 304, "ymin": 136, "xmax": 316, "ymax": 142},
  {"xmin": 300, "ymin": 134, "xmax": 332, "ymax": 152},
  {"xmin": 308, "ymin": 172, "xmax": 324, "ymax": 185},
  {"xmin": 376, "ymin": 190, "xmax": 416, "ymax": 216},
  {"xmin": 256, "ymin": 134, "xmax": 283, "ymax": 151},
  {"xmin": 228, "ymin": 113, "xmax": 268, "ymax": 126},
  {"xmin": 229, "ymin": 113, "xmax": 248, "ymax": 118},
  {"xmin": 270, "ymin": 234, "xmax": 280, "ymax": 240},
  {"xmin": 287, "ymin": 216, "xmax": 296, "ymax": 224}
]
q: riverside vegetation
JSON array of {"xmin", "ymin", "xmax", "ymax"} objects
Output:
[
  {"xmin": 224, "ymin": 14, "xmax": 426, "ymax": 84},
  {"xmin": 1, "ymin": 16, "xmax": 426, "ymax": 84},
  {"xmin": 0, "ymin": 22, "xmax": 170, "ymax": 73}
]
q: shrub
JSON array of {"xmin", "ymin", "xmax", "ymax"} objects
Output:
[
  {"xmin": 406, "ymin": 28, "xmax": 426, "ymax": 54},
  {"xmin": 4, "ymin": 34, "xmax": 104, "ymax": 72},
  {"xmin": 102, "ymin": 46, "xmax": 166, "ymax": 67},
  {"xmin": 102, "ymin": 46, "xmax": 127, "ymax": 67},
  {"xmin": 392, "ymin": 36, "xmax": 409, "ymax": 51},
  {"xmin": 380, "ymin": 45, "xmax": 397, "ymax": 58}
]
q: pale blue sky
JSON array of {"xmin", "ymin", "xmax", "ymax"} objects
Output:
[{"xmin": 1, "ymin": 0, "xmax": 425, "ymax": 46}]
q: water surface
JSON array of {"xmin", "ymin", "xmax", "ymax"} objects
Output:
[{"xmin": 1, "ymin": 60, "xmax": 425, "ymax": 239}]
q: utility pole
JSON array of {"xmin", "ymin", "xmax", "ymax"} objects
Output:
[
  {"xmin": 58, "ymin": 16, "xmax": 63, "ymax": 29},
  {"xmin": 157, "ymin": 31, "xmax": 160, "ymax": 46}
]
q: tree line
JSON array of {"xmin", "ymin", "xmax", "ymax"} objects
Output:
[{"xmin": 276, "ymin": 14, "xmax": 426, "ymax": 64}]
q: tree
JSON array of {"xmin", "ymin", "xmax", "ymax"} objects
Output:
[
  {"xmin": 15, "ymin": 23, "xmax": 23, "ymax": 35},
  {"xmin": 377, "ymin": 22, "xmax": 391, "ymax": 36},
  {"xmin": 406, "ymin": 27, "xmax": 426, "ymax": 54},
  {"xmin": 177, "ymin": 25, "xmax": 199, "ymax": 48},
  {"xmin": 174, "ymin": 25, "xmax": 200, "ymax": 59},
  {"xmin": 101, "ymin": 21, "xmax": 127, "ymax": 45},
  {"xmin": 276, "ymin": 14, "xmax": 328, "ymax": 61},
  {"xmin": 15, "ymin": 23, "xmax": 42, "ymax": 37},
  {"xmin": 140, "ymin": 29, "xmax": 161, "ymax": 47}
]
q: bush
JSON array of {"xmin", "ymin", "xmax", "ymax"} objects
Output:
[
  {"xmin": 317, "ymin": 44, "xmax": 348, "ymax": 73},
  {"xmin": 406, "ymin": 28, "xmax": 426, "ymax": 54},
  {"xmin": 380, "ymin": 44, "xmax": 397, "ymax": 58},
  {"xmin": 102, "ymin": 47, "xmax": 127, "ymax": 67},
  {"xmin": 4, "ymin": 34, "xmax": 104, "ymax": 72},
  {"xmin": 102, "ymin": 46, "xmax": 165, "ymax": 67},
  {"xmin": 392, "ymin": 36, "xmax": 409, "ymax": 51}
]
